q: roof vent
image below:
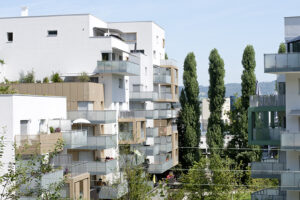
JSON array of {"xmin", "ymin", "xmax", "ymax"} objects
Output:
[{"xmin": 21, "ymin": 7, "xmax": 28, "ymax": 17}]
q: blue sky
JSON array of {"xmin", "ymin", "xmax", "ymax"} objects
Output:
[{"xmin": 0, "ymin": 0, "xmax": 299, "ymax": 86}]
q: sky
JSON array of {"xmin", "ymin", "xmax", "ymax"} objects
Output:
[{"xmin": 0, "ymin": 0, "xmax": 299, "ymax": 86}]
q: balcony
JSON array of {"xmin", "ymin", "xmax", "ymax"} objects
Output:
[
  {"xmin": 250, "ymin": 95, "xmax": 285, "ymax": 108},
  {"xmin": 19, "ymin": 169, "xmax": 64, "ymax": 194},
  {"xmin": 155, "ymin": 136, "xmax": 172, "ymax": 153},
  {"xmin": 96, "ymin": 60, "xmax": 140, "ymax": 76},
  {"xmin": 129, "ymin": 92, "xmax": 158, "ymax": 101},
  {"xmin": 154, "ymin": 75, "xmax": 172, "ymax": 84},
  {"xmin": 98, "ymin": 182, "xmax": 128, "ymax": 199},
  {"xmin": 251, "ymin": 159, "xmax": 284, "ymax": 178},
  {"xmin": 119, "ymin": 154, "xmax": 145, "ymax": 168},
  {"xmin": 158, "ymin": 109, "xmax": 177, "ymax": 118},
  {"xmin": 250, "ymin": 127, "xmax": 282, "ymax": 146},
  {"xmin": 157, "ymin": 126, "xmax": 172, "ymax": 136},
  {"xmin": 51, "ymin": 154, "xmax": 88, "ymax": 178},
  {"xmin": 15, "ymin": 132, "xmax": 63, "ymax": 155},
  {"xmin": 172, "ymin": 124, "xmax": 178, "ymax": 133},
  {"xmin": 264, "ymin": 53, "xmax": 300, "ymax": 73},
  {"xmin": 62, "ymin": 130, "xmax": 87, "ymax": 149},
  {"xmin": 68, "ymin": 110, "xmax": 117, "ymax": 124},
  {"xmin": 160, "ymin": 59, "xmax": 178, "ymax": 67},
  {"xmin": 281, "ymin": 171, "xmax": 300, "ymax": 190},
  {"xmin": 80, "ymin": 134, "xmax": 117, "ymax": 150},
  {"xmin": 157, "ymin": 93, "xmax": 173, "ymax": 101},
  {"xmin": 146, "ymin": 127, "xmax": 159, "ymax": 137},
  {"xmin": 281, "ymin": 132, "xmax": 300, "ymax": 149},
  {"xmin": 148, "ymin": 158, "xmax": 173, "ymax": 174},
  {"xmin": 87, "ymin": 159, "xmax": 118, "ymax": 175},
  {"xmin": 251, "ymin": 188, "xmax": 286, "ymax": 200}
]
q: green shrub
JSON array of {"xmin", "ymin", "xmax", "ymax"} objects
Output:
[
  {"xmin": 43, "ymin": 77, "xmax": 49, "ymax": 83},
  {"xmin": 78, "ymin": 72, "xmax": 90, "ymax": 82},
  {"xmin": 51, "ymin": 72, "xmax": 63, "ymax": 83},
  {"xmin": 49, "ymin": 127, "xmax": 54, "ymax": 133}
]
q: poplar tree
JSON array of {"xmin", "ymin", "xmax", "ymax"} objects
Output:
[
  {"xmin": 206, "ymin": 49, "xmax": 225, "ymax": 154},
  {"xmin": 177, "ymin": 52, "xmax": 201, "ymax": 169}
]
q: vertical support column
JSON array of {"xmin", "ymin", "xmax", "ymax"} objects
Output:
[
  {"xmin": 75, "ymin": 181, "xmax": 80, "ymax": 199},
  {"xmin": 271, "ymin": 111, "xmax": 275, "ymax": 128},
  {"xmin": 83, "ymin": 179, "xmax": 89, "ymax": 200}
]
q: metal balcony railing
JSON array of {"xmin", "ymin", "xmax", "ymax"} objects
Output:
[
  {"xmin": 251, "ymin": 188, "xmax": 286, "ymax": 200},
  {"xmin": 250, "ymin": 95, "xmax": 285, "ymax": 107},
  {"xmin": 265, "ymin": 53, "xmax": 300, "ymax": 73},
  {"xmin": 68, "ymin": 110, "xmax": 117, "ymax": 124},
  {"xmin": 96, "ymin": 60, "xmax": 140, "ymax": 76}
]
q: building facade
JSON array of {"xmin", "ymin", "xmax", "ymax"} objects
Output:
[
  {"xmin": 0, "ymin": 13, "xmax": 178, "ymax": 199},
  {"xmin": 249, "ymin": 16, "xmax": 300, "ymax": 200}
]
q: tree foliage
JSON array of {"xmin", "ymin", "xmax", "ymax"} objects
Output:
[
  {"xmin": 278, "ymin": 42, "xmax": 286, "ymax": 54},
  {"xmin": 0, "ymin": 133, "xmax": 65, "ymax": 200},
  {"xmin": 177, "ymin": 52, "xmax": 201, "ymax": 169},
  {"xmin": 19, "ymin": 70, "xmax": 35, "ymax": 83},
  {"xmin": 0, "ymin": 60, "xmax": 4, "ymax": 65},
  {"xmin": 206, "ymin": 49, "xmax": 225, "ymax": 154},
  {"xmin": 0, "ymin": 85, "xmax": 16, "ymax": 94},
  {"xmin": 241, "ymin": 45, "xmax": 256, "ymax": 111},
  {"xmin": 51, "ymin": 73, "xmax": 63, "ymax": 83},
  {"xmin": 182, "ymin": 155, "xmax": 236, "ymax": 200},
  {"xmin": 43, "ymin": 77, "xmax": 49, "ymax": 83},
  {"xmin": 78, "ymin": 72, "xmax": 90, "ymax": 82}
]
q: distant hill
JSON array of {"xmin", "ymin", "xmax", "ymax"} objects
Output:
[{"xmin": 179, "ymin": 80, "xmax": 276, "ymax": 98}]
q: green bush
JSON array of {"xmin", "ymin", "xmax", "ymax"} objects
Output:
[
  {"xmin": 51, "ymin": 72, "xmax": 63, "ymax": 83},
  {"xmin": 43, "ymin": 77, "xmax": 49, "ymax": 83},
  {"xmin": 49, "ymin": 127, "xmax": 54, "ymax": 133},
  {"xmin": 19, "ymin": 70, "xmax": 35, "ymax": 83},
  {"xmin": 78, "ymin": 72, "xmax": 90, "ymax": 82}
]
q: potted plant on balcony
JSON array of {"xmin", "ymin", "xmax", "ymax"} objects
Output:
[{"xmin": 49, "ymin": 127, "xmax": 54, "ymax": 133}]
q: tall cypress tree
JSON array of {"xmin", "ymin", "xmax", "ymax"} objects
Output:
[
  {"xmin": 206, "ymin": 49, "xmax": 225, "ymax": 154},
  {"xmin": 241, "ymin": 45, "xmax": 256, "ymax": 111},
  {"xmin": 177, "ymin": 52, "xmax": 201, "ymax": 169}
]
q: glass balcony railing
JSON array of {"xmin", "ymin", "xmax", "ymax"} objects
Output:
[
  {"xmin": 158, "ymin": 93, "xmax": 173, "ymax": 100},
  {"xmin": 129, "ymin": 92, "xmax": 158, "ymax": 101},
  {"xmin": 251, "ymin": 160, "xmax": 284, "ymax": 178},
  {"xmin": 250, "ymin": 95, "xmax": 285, "ymax": 107},
  {"xmin": 119, "ymin": 109, "xmax": 177, "ymax": 119},
  {"xmin": 160, "ymin": 59, "xmax": 178, "ymax": 67},
  {"xmin": 172, "ymin": 125, "xmax": 178, "ymax": 133},
  {"xmin": 265, "ymin": 53, "xmax": 300, "ymax": 73},
  {"xmin": 83, "ymin": 134, "xmax": 117, "ymax": 149},
  {"xmin": 281, "ymin": 132, "xmax": 300, "ymax": 149},
  {"xmin": 119, "ymin": 131, "xmax": 134, "ymax": 141},
  {"xmin": 251, "ymin": 188, "xmax": 286, "ymax": 200},
  {"xmin": 251, "ymin": 127, "xmax": 282, "ymax": 145},
  {"xmin": 68, "ymin": 110, "xmax": 117, "ymax": 124},
  {"xmin": 86, "ymin": 159, "xmax": 118, "ymax": 175},
  {"xmin": 98, "ymin": 182, "xmax": 128, "ymax": 199},
  {"xmin": 146, "ymin": 127, "xmax": 159, "ymax": 137},
  {"xmin": 154, "ymin": 75, "xmax": 172, "ymax": 84},
  {"xmin": 148, "ymin": 159, "xmax": 173, "ymax": 174},
  {"xmin": 119, "ymin": 154, "xmax": 145, "ymax": 168},
  {"xmin": 62, "ymin": 130, "xmax": 87, "ymax": 149},
  {"xmin": 281, "ymin": 171, "xmax": 300, "ymax": 190},
  {"xmin": 160, "ymin": 143, "xmax": 172, "ymax": 153},
  {"xmin": 96, "ymin": 60, "xmax": 140, "ymax": 76}
]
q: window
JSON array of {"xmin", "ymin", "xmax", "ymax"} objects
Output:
[
  {"xmin": 102, "ymin": 53, "xmax": 109, "ymax": 61},
  {"xmin": 162, "ymin": 39, "xmax": 165, "ymax": 48},
  {"xmin": 48, "ymin": 30, "xmax": 58, "ymax": 37},
  {"xmin": 153, "ymin": 50, "xmax": 156, "ymax": 59},
  {"xmin": 145, "ymin": 67, "xmax": 147, "ymax": 76},
  {"xmin": 20, "ymin": 120, "xmax": 29, "ymax": 135},
  {"xmin": 119, "ymin": 78, "xmax": 123, "ymax": 88},
  {"xmin": 7, "ymin": 32, "xmax": 13, "ymax": 42},
  {"xmin": 121, "ymin": 33, "xmax": 137, "ymax": 42},
  {"xmin": 78, "ymin": 101, "xmax": 94, "ymax": 111},
  {"xmin": 298, "ymin": 79, "xmax": 300, "ymax": 94}
]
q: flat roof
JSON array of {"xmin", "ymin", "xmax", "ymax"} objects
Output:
[
  {"xmin": 0, "ymin": 94, "xmax": 66, "ymax": 99},
  {"xmin": 0, "ymin": 13, "xmax": 91, "ymax": 20},
  {"xmin": 108, "ymin": 21, "xmax": 165, "ymax": 31}
]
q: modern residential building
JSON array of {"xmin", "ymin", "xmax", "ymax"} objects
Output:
[
  {"xmin": 249, "ymin": 16, "xmax": 300, "ymax": 200},
  {"xmin": 0, "ymin": 12, "xmax": 178, "ymax": 199},
  {"xmin": 0, "ymin": 94, "xmax": 90, "ymax": 199}
]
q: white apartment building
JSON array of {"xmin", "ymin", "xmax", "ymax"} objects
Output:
[
  {"xmin": 0, "ymin": 94, "xmax": 90, "ymax": 199},
  {"xmin": 249, "ymin": 16, "xmax": 300, "ymax": 200},
  {"xmin": 0, "ymin": 12, "xmax": 178, "ymax": 199}
]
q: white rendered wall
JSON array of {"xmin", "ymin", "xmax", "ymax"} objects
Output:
[{"xmin": 0, "ymin": 15, "xmax": 129, "ymax": 81}]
